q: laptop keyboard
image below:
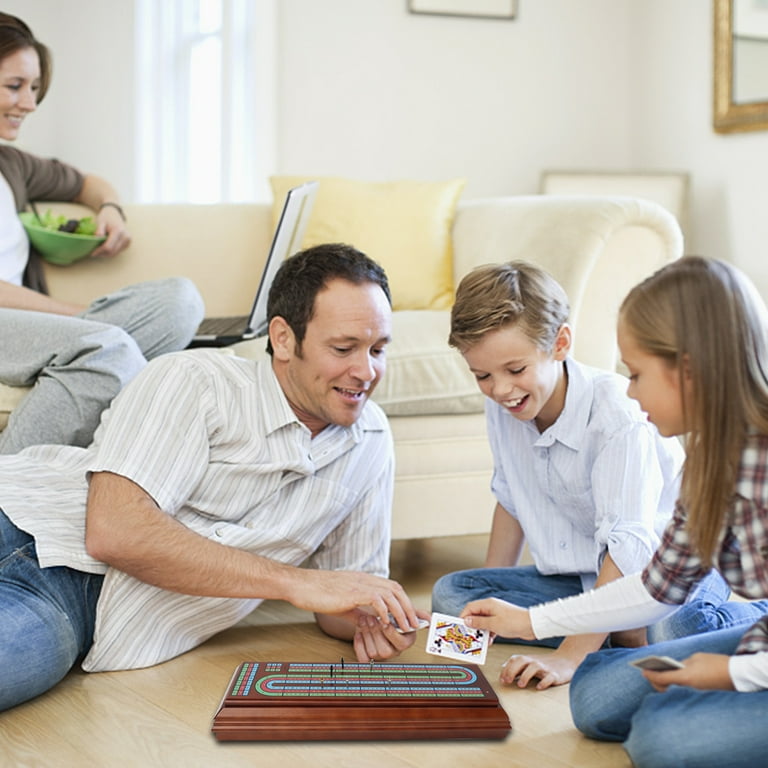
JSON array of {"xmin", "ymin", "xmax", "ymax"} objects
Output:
[{"xmin": 197, "ymin": 315, "xmax": 248, "ymax": 336}]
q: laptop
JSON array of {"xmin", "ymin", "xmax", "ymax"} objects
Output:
[{"xmin": 189, "ymin": 181, "xmax": 318, "ymax": 347}]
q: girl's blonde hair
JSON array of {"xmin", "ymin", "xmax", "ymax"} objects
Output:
[
  {"xmin": 620, "ymin": 256, "xmax": 768, "ymax": 563},
  {"xmin": 449, "ymin": 261, "xmax": 569, "ymax": 352}
]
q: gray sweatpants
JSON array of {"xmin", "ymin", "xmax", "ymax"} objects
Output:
[{"xmin": 0, "ymin": 277, "xmax": 204, "ymax": 453}]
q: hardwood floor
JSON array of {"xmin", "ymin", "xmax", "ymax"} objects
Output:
[{"xmin": 0, "ymin": 536, "xmax": 631, "ymax": 768}]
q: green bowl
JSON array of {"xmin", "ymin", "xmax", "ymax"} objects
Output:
[{"xmin": 20, "ymin": 211, "xmax": 106, "ymax": 265}]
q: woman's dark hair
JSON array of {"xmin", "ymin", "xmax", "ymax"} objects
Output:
[
  {"xmin": 0, "ymin": 14, "xmax": 51, "ymax": 103},
  {"xmin": 266, "ymin": 243, "xmax": 391, "ymax": 356}
]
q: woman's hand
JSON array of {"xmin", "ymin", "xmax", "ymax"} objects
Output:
[
  {"xmin": 75, "ymin": 174, "xmax": 131, "ymax": 258},
  {"xmin": 91, "ymin": 204, "xmax": 131, "ymax": 258}
]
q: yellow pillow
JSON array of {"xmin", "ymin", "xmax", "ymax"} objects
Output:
[{"xmin": 269, "ymin": 176, "xmax": 465, "ymax": 310}]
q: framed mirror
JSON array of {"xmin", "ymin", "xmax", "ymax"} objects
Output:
[{"xmin": 714, "ymin": 0, "xmax": 768, "ymax": 133}]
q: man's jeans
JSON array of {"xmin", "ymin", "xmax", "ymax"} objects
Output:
[
  {"xmin": 570, "ymin": 628, "xmax": 768, "ymax": 767},
  {"xmin": 431, "ymin": 564, "xmax": 768, "ymax": 646},
  {"xmin": 0, "ymin": 508, "xmax": 103, "ymax": 711}
]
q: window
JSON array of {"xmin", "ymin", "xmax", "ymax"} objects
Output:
[{"xmin": 135, "ymin": 0, "xmax": 276, "ymax": 203}]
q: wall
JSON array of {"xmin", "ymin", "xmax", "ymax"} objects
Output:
[
  {"xmin": 634, "ymin": 0, "xmax": 768, "ymax": 299},
  {"xmin": 3, "ymin": 0, "xmax": 136, "ymax": 191},
  {"xmin": 275, "ymin": 0, "xmax": 635, "ymax": 198},
  {"xmin": 6, "ymin": 0, "xmax": 768, "ymax": 296}
]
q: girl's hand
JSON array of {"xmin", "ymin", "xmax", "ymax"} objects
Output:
[
  {"xmin": 641, "ymin": 653, "xmax": 734, "ymax": 692},
  {"xmin": 461, "ymin": 597, "xmax": 535, "ymax": 640}
]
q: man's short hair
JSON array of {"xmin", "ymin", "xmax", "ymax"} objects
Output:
[
  {"xmin": 266, "ymin": 243, "xmax": 391, "ymax": 356},
  {"xmin": 449, "ymin": 260, "xmax": 569, "ymax": 353}
]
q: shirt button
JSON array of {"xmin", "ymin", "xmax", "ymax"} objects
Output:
[{"xmin": 559, "ymin": 541, "xmax": 568, "ymax": 549}]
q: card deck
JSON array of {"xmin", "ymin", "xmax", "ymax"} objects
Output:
[
  {"xmin": 389, "ymin": 615, "xmax": 431, "ymax": 634},
  {"xmin": 426, "ymin": 612, "xmax": 489, "ymax": 665}
]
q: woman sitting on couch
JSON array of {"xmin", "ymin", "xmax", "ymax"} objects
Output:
[{"xmin": 0, "ymin": 13, "xmax": 203, "ymax": 453}]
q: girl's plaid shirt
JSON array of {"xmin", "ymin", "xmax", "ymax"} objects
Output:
[{"xmin": 643, "ymin": 431, "xmax": 768, "ymax": 654}]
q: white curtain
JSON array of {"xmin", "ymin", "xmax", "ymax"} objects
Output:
[{"xmin": 134, "ymin": 0, "xmax": 276, "ymax": 203}]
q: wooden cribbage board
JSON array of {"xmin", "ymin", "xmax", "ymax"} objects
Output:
[{"xmin": 212, "ymin": 661, "xmax": 512, "ymax": 741}]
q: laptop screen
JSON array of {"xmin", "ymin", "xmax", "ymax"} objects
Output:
[{"xmin": 246, "ymin": 181, "xmax": 318, "ymax": 336}]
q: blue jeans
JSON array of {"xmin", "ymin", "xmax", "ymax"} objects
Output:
[
  {"xmin": 0, "ymin": 508, "xmax": 103, "ymax": 711},
  {"xmin": 570, "ymin": 628, "xmax": 768, "ymax": 767},
  {"xmin": 432, "ymin": 565, "xmax": 585, "ymax": 647},
  {"xmin": 647, "ymin": 570, "xmax": 768, "ymax": 643},
  {"xmin": 431, "ymin": 565, "xmax": 768, "ymax": 647}
]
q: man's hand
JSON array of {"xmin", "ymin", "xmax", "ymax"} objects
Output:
[
  {"xmin": 350, "ymin": 609, "xmax": 432, "ymax": 662},
  {"xmin": 461, "ymin": 597, "xmax": 535, "ymax": 640},
  {"xmin": 641, "ymin": 653, "xmax": 734, "ymax": 692},
  {"xmin": 287, "ymin": 569, "xmax": 419, "ymax": 631}
]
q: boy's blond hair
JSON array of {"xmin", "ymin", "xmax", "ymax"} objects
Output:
[{"xmin": 449, "ymin": 261, "xmax": 570, "ymax": 352}]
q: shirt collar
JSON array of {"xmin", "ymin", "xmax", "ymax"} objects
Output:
[
  {"xmin": 255, "ymin": 358, "xmax": 386, "ymax": 444},
  {"xmin": 535, "ymin": 357, "xmax": 591, "ymax": 451}
]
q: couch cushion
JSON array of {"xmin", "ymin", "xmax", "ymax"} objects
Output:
[
  {"xmin": 230, "ymin": 310, "xmax": 484, "ymax": 417},
  {"xmin": 269, "ymin": 176, "xmax": 465, "ymax": 311},
  {"xmin": 373, "ymin": 311, "xmax": 483, "ymax": 415}
]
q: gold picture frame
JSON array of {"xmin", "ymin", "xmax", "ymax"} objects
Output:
[{"xmin": 714, "ymin": 0, "xmax": 768, "ymax": 134}]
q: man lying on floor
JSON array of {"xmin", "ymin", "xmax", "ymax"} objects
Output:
[{"xmin": 0, "ymin": 243, "xmax": 424, "ymax": 711}]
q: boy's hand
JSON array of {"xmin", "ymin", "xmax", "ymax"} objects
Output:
[
  {"xmin": 461, "ymin": 597, "xmax": 535, "ymax": 640},
  {"xmin": 501, "ymin": 651, "xmax": 579, "ymax": 690}
]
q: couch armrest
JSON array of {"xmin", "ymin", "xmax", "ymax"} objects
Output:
[{"xmin": 451, "ymin": 195, "xmax": 684, "ymax": 371}]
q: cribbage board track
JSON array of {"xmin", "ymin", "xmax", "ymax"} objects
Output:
[{"xmin": 212, "ymin": 661, "xmax": 512, "ymax": 741}]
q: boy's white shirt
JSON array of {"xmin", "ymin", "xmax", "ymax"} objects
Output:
[{"xmin": 486, "ymin": 357, "xmax": 684, "ymax": 587}]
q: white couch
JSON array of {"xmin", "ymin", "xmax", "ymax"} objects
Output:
[{"xmin": 0, "ymin": 195, "xmax": 683, "ymax": 539}]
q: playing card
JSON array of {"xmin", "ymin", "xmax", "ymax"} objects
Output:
[
  {"xmin": 425, "ymin": 612, "xmax": 489, "ymax": 665},
  {"xmin": 389, "ymin": 615, "xmax": 431, "ymax": 634}
]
